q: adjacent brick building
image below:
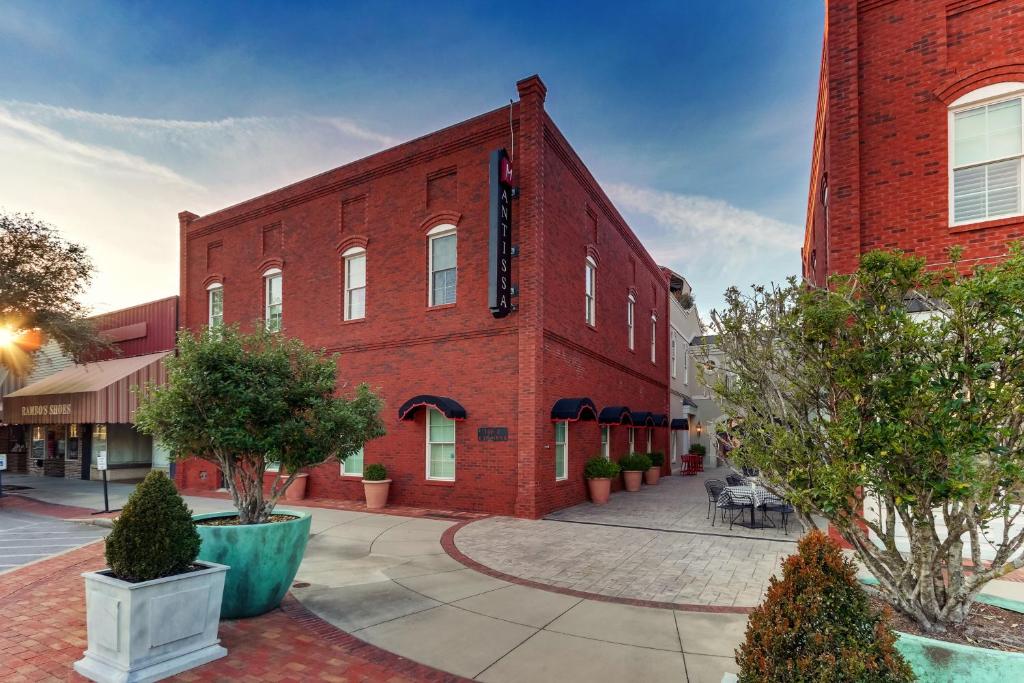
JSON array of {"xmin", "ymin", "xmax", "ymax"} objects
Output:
[
  {"xmin": 175, "ymin": 76, "xmax": 674, "ymax": 518},
  {"xmin": 803, "ymin": 0, "xmax": 1024, "ymax": 284}
]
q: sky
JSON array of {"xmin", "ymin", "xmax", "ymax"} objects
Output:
[{"xmin": 0, "ymin": 1, "xmax": 824, "ymax": 318}]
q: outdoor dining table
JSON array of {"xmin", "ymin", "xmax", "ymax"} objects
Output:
[{"xmin": 719, "ymin": 484, "xmax": 774, "ymax": 529}]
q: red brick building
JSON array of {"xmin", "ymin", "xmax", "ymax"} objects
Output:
[
  {"xmin": 803, "ymin": 0, "xmax": 1024, "ymax": 285},
  {"xmin": 175, "ymin": 76, "xmax": 673, "ymax": 518}
]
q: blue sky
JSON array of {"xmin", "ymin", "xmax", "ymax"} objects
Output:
[{"xmin": 0, "ymin": 1, "xmax": 823, "ymax": 317}]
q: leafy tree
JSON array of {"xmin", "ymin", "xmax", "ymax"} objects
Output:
[
  {"xmin": 709, "ymin": 248, "xmax": 1024, "ymax": 631},
  {"xmin": 0, "ymin": 212, "xmax": 106, "ymax": 374},
  {"xmin": 135, "ymin": 325, "xmax": 386, "ymax": 524}
]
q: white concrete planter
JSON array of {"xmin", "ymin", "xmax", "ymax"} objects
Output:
[{"xmin": 74, "ymin": 561, "xmax": 229, "ymax": 683}]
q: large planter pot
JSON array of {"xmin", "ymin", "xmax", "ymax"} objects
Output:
[
  {"xmin": 261, "ymin": 472, "xmax": 308, "ymax": 501},
  {"xmin": 623, "ymin": 470, "xmax": 643, "ymax": 492},
  {"xmin": 894, "ymin": 631, "xmax": 1024, "ymax": 682},
  {"xmin": 193, "ymin": 509, "xmax": 311, "ymax": 619},
  {"xmin": 587, "ymin": 477, "xmax": 612, "ymax": 504},
  {"xmin": 363, "ymin": 479, "xmax": 391, "ymax": 509},
  {"xmin": 74, "ymin": 561, "xmax": 229, "ymax": 683},
  {"xmin": 644, "ymin": 467, "xmax": 661, "ymax": 485}
]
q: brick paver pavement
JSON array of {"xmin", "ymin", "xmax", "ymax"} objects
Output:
[{"xmin": 0, "ymin": 541, "xmax": 467, "ymax": 683}]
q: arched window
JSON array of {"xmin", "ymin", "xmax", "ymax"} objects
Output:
[
  {"xmin": 949, "ymin": 83, "xmax": 1024, "ymax": 226},
  {"xmin": 206, "ymin": 282, "xmax": 223, "ymax": 328},
  {"xmin": 650, "ymin": 313, "xmax": 658, "ymax": 363},
  {"xmin": 585, "ymin": 256, "xmax": 597, "ymax": 325},
  {"xmin": 263, "ymin": 267, "xmax": 282, "ymax": 332},
  {"xmin": 627, "ymin": 293, "xmax": 636, "ymax": 350},
  {"xmin": 428, "ymin": 224, "xmax": 457, "ymax": 306},
  {"xmin": 342, "ymin": 247, "xmax": 366, "ymax": 320}
]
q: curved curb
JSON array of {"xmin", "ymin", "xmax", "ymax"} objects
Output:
[{"xmin": 440, "ymin": 518, "xmax": 754, "ymax": 615}]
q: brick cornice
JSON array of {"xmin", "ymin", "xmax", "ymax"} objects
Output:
[
  {"xmin": 543, "ymin": 329, "xmax": 668, "ymax": 391},
  {"xmin": 324, "ymin": 327, "xmax": 514, "ymax": 355}
]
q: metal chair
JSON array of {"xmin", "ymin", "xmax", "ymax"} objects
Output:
[
  {"xmin": 704, "ymin": 479, "xmax": 726, "ymax": 523},
  {"xmin": 741, "ymin": 466, "xmax": 760, "ymax": 477},
  {"xmin": 759, "ymin": 492, "xmax": 795, "ymax": 534},
  {"xmin": 716, "ymin": 487, "xmax": 752, "ymax": 530},
  {"xmin": 726, "ymin": 474, "xmax": 746, "ymax": 487}
]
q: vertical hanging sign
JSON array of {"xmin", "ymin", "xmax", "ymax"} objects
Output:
[{"xmin": 488, "ymin": 148, "xmax": 514, "ymax": 318}]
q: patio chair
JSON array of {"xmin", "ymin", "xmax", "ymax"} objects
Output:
[
  {"xmin": 716, "ymin": 487, "xmax": 752, "ymax": 530},
  {"xmin": 726, "ymin": 474, "xmax": 746, "ymax": 487},
  {"xmin": 759, "ymin": 492, "xmax": 795, "ymax": 534},
  {"xmin": 704, "ymin": 479, "xmax": 726, "ymax": 523},
  {"xmin": 741, "ymin": 466, "xmax": 760, "ymax": 477}
]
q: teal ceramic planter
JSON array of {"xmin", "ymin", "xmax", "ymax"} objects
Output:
[
  {"xmin": 895, "ymin": 632, "xmax": 1024, "ymax": 682},
  {"xmin": 194, "ymin": 509, "xmax": 311, "ymax": 619}
]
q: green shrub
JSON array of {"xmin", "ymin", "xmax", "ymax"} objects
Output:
[
  {"xmin": 364, "ymin": 463, "xmax": 387, "ymax": 481},
  {"xmin": 736, "ymin": 529, "xmax": 914, "ymax": 683},
  {"xmin": 105, "ymin": 470, "xmax": 201, "ymax": 583},
  {"xmin": 619, "ymin": 452, "xmax": 652, "ymax": 471},
  {"xmin": 648, "ymin": 451, "xmax": 664, "ymax": 467},
  {"xmin": 689, "ymin": 443, "xmax": 706, "ymax": 456},
  {"xmin": 583, "ymin": 455, "xmax": 620, "ymax": 479}
]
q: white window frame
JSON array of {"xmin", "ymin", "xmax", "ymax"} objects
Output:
[
  {"xmin": 628, "ymin": 428, "xmax": 636, "ymax": 453},
  {"xmin": 263, "ymin": 268, "xmax": 282, "ymax": 332},
  {"xmin": 428, "ymin": 224, "xmax": 457, "ymax": 307},
  {"xmin": 948, "ymin": 82, "xmax": 1024, "ymax": 227},
  {"xmin": 646, "ymin": 429, "xmax": 652, "ymax": 454},
  {"xmin": 682, "ymin": 338, "xmax": 690, "ymax": 383},
  {"xmin": 426, "ymin": 408, "xmax": 456, "ymax": 481},
  {"xmin": 585, "ymin": 256, "xmax": 597, "ymax": 326},
  {"xmin": 207, "ymin": 282, "xmax": 223, "ymax": 328},
  {"xmin": 670, "ymin": 331, "xmax": 677, "ymax": 378},
  {"xmin": 341, "ymin": 446, "xmax": 364, "ymax": 477},
  {"xmin": 601, "ymin": 426, "xmax": 610, "ymax": 459},
  {"xmin": 343, "ymin": 247, "xmax": 366, "ymax": 321},
  {"xmin": 554, "ymin": 421, "xmax": 568, "ymax": 481},
  {"xmin": 627, "ymin": 293, "xmax": 635, "ymax": 350},
  {"xmin": 650, "ymin": 314, "xmax": 658, "ymax": 363}
]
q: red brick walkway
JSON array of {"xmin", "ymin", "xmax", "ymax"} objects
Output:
[{"xmin": 0, "ymin": 542, "xmax": 468, "ymax": 683}]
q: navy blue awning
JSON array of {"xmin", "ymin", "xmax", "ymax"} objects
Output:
[
  {"xmin": 652, "ymin": 414, "xmax": 669, "ymax": 428},
  {"xmin": 398, "ymin": 395, "xmax": 467, "ymax": 421},
  {"xmin": 630, "ymin": 411, "xmax": 656, "ymax": 427},
  {"xmin": 598, "ymin": 406, "xmax": 632, "ymax": 425},
  {"xmin": 671, "ymin": 418, "xmax": 689, "ymax": 430},
  {"xmin": 551, "ymin": 397, "xmax": 597, "ymax": 422}
]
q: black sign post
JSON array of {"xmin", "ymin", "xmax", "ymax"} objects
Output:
[{"xmin": 488, "ymin": 148, "xmax": 514, "ymax": 318}]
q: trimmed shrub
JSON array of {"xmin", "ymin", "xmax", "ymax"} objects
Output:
[
  {"xmin": 105, "ymin": 470, "xmax": 201, "ymax": 583},
  {"xmin": 584, "ymin": 456, "xmax": 621, "ymax": 479},
  {"xmin": 689, "ymin": 443, "xmax": 706, "ymax": 456},
  {"xmin": 648, "ymin": 451, "xmax": 664, "ymax": 467},
  {"xmin": 364, "ymin": 463, "xmax": 387, "ymax": 481},
  {"xmin": 619, "ymin": 453, "xmax": 653, "ymax": 471},
  {"xmin": 736, "ymin": 529, "xmax": 914, "ymax": 683}
]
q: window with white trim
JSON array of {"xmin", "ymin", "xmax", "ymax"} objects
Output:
[
  {"xmin": 601, "ymin": 426, "xmax": 610, "ymax": 459},
  {"xmin": 585, "ymin": 257, "xmax": 597, "ymax": 325},
  {"xmin": 951, "ymin": 87, "xmax": 1023, "ymax": 225},
  {"xmin": 428, "ymin": 225, "xmax": 457, "ymax": 306},
  {"xmin": 342, "ymin": 446, "xmax": 364, "ymax": 477},
  {"xmin": 554, "ymin": 421, "xmax": 568, "ymax": 480},
  {"xmin": 682, "ymin": 339, "xmax": 690, "ymax": 383},
  {"xmin": 646, "ymin": 429, "xmax": 652, "ymax": 453},
  {"xmin": 670, "ymin": 332, "xmax": 677, "ymax": 378},
  {"xmin": 207, "ymin": 283, "xmax": 223, "ymax": 328},
  {"xmin": 343, "ymin": 247, "xmax": 366, "ymax": 320},
  {"xmin": 426, "ymin": 408, "xmax": 456, "ymax": 480},
  {"xmin": 264, "ymin": 268, "xmax": 282, "ymax": 332},
  {"xmin": 627, "ymin": 293, "xmax": 635, "ymax": 349},
  {"xmin": 628, "ymin": 428, "xmax": 635, "ymax": 453},
  {"xmin": 650, "ymin": 314, "xmax": 657, "ymax": 363}
]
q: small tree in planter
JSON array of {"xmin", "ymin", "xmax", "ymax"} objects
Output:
[
  {"xmin": 619, "ymin": 453, "xmax": 652, "ymax": 492},
  {"xmin": 584, "ymin": 455, "xmax": 620, "ymax": 504},
  {"xmin": 363, "ymin": 463, "xmax": 390, "ymax": 509},
  {"xmin": 75, "ymin": 471, "xmax": 229, "ymax": 682},
  {"xmin": 646, "ymin": 451, "xmax": 664, "ymax": 485}
]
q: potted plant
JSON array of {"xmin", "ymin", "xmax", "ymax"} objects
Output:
[
  {"xmin": 583, "ymin": 455, "xmax": 620, "ymax": 504},
  {"xmin": 362, "ymin": 463, "xmax": 390, "ymax": 509},
  {"xmin": 645, "ymin": 451, "xmax": 664, "ymax": 485},
  {"xmin": 74, "ymin": 471, "xmax": 229, "ymax": 683},
  {"xmin": 619, "ymin": 452, "xmax": 651, "ymax": 492},
  {"xmin": 135, "ymin": 325, "xmax": 385, "ymax": 618}
]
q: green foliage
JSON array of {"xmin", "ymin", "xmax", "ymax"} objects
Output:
[
  {"xmin": 619, "ymin": 452, "xmax": 652, "ymax": 471},
  {"xmin": 104, "ymin": 471, "xmax": 201, "ymax": 583},
  {"xmin": 648, "ymin": 451, "xmax": 664, "ymax": 467},
  {"xmin": 363, "ymin": 463, "xmax": 387, "ymax": 481},
  {"xmin": 689, "ymin": 443, "xmax": 706, "ymax": 456},
  {"xmin": 135, "ymin": 325, "xmax": 386, "ymax": 523},
  {"xmin": 709, "ymin": 247, "xmax": 1024, "ymax": 628},
  {"xmin": 737, "ymin": 530, "xmax": 914, "ymax": 683},
  {"xmin": 0, "ymin": 212, "xmax": 109, "ymax": 375},
  {"xmin": 583, "ymin": 455, "xmax": 621, "ymax": 479}
]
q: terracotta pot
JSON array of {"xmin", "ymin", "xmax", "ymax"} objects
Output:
[
  {"xmin": 623, "ymin": 470, "xmax": 643, "ymax": 492},
  {"xmin": 644, "ymin": 467, "xmax": 661, "ymax": 485},
  {"xmin": 587, "ymin": 477, "xmax": 612, "ymax": 504},
  {"xmin": 262, "ymin": 471, "xmax": 308, "ymax": 500},
  {"xmin": 363, "ymin": 479, "xmax": 391, "ymax": 509}
]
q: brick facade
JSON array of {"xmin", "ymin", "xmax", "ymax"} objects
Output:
[
  {"xmin": 176, "ymin": 76, "xmax": 670, "ymax": 518},
  {"xmin": 803, "ymin": 0, "xmax": 1024, "ymax": 284}
]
